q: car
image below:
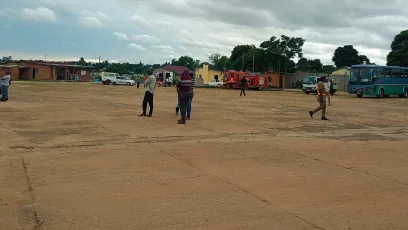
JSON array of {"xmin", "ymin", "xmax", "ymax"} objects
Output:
[
  {"xmin": 205, "ymin": 80, "xmax": 223, "ymax": 87},
  {"xmin": 112, "ymin": 76, "xmax": 135, "ymax": 86}
]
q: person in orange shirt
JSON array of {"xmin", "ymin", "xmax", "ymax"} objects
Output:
[{"xmin": 309, "ymin": 77, "xmax": 329, "ymax": 120}]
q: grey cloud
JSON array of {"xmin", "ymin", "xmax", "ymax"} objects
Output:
[{"xmin": 133, "ymin": 0, "xmax": 401, "ymax": 61}]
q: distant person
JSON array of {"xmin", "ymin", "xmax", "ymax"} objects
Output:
[
  {"xmin": 176, "ymin": 70, "xmax": 192, "ymax": 124},
  {"xmin": 186, "ymin": 72, "xmax": 195, "ymax": 120},
  {"xmin": 324, "ymin": 77, "xmax": 331, "ymax": 106},
  {"xmin": 309, "ymin": 77, "xmax": 328, "ymax": 120},
  {"xmin": 143, "ymin": 75, "xmax": 147, "ymax": 88},
  {"xmin": 329, "ymin": 79, "xmax": 334, "ymax": 95},
  {"xmin": 0, "ymin": 71, "xmax": 11, "ymax": 102},
  {"xmin": 98, "ymin": 70, "xmax": 103, "ymax": 82},
  {"xmin": 139, "ymin": 70, "xmax": 156, "ymax": 117},
  {"xmin": 240, "ymin": 77, "xmax": 247, "ymax": 96},
  {"xmin": 136, "ymin": 76, "xmax": 140, "ymax": 89}
]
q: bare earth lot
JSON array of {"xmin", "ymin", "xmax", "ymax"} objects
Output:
[{"xmin": 1, "ymin": 82, "xmax": 408, "ymax": 230}]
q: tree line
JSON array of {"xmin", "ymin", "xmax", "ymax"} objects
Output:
[{"xmin": 208, "ymin": 36, "xmax": 378, "ymax": 75}]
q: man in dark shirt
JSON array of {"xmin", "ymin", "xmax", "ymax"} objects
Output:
[
  {"xmin": 176, "ymin": 70, "xmax": 192, "ymax": 124},
  {"xmin": 240, "ymin": 77, "xmax": 247, "ymax": 96}
]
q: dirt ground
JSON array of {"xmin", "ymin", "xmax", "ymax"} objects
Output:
[{"xmin": 1, "ymin": 82, "xmax": 408, "ymax": 230}]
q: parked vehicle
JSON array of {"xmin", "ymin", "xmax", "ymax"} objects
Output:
[
  {"xmin": 205, "ymin": 80, "xmax": 224, "ymax": 87},
  {"xmin": 302, "ymin": 75, "xmax": 338, "ymax": 94},
  {"xmin": 223, "ymin": 70, "xmax": 268, "ymax": 89},
  {"xmin": 302, "ymin": 76, "xmax": 318, "ymax": 94},
  {"xmin": 112, "ymin": 76, "xmax": 135, "ymax": 86},
  {"xmin": 347, "ymin": 64, "xmax": 408, "ymax": 98},
  {"xmin": 100, "ymin": 72, "xmax": 119, "ymax": 85}
]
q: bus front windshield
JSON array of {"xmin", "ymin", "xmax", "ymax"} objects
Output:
[
  {"xmin": 350, "ymin": 68, "xmax": 372, "ymax": 84},
  {"xmin": 303, "ymin": 76, "xmax": 317, "ymax": 85}
]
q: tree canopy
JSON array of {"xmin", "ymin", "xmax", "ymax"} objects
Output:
[
  {"xmin": 332, "ymin": 45, "xmax": 371, "ymax": 68},
  {"xmin": 387, "ymin": 29, "xmax": 408, "ymax": 66},
  {"xmin": 171, "ymin": 56, "xmax": 200, "ymax": 70}
]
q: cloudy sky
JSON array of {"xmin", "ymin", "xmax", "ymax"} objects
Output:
[{"xmin": 1, "ymin": 0, "xmax": 405, "ymax": 65}]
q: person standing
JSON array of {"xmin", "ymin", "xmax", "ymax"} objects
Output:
[
  {"xmin": 309, "ymin": 77, "xmax": 329, "ymax": 120},
  {"xmin": 143, "ymin": 75, "xmax": 147, "ymax": 88},
  {"xmin": 240, "ymin": 76, "xmax": 247, "ymax": 96},
  {"xmin": 186, "ymin": 72, "xmax": 195, "ymax": 120},
  {"xmin": 1, "ymin": 71, "xmax": 11, "ymax": 102},
  {"xmin": 136, "ymin": 76, "xmax": 140, "ymax": 89},
  {"xmin": 329, "ymin": 79, "xmax": 334, "ymax": 95},
  {"xmin": 324, "ymin": 77, "xmax": 331, "ymax": 106},
  {"xmin": 139, "ymin": 70, "xmax": 156, "ymax": 117},
  {"xmin": 176, "ymin": 70, "xmax": 192, "ymax": 124}
]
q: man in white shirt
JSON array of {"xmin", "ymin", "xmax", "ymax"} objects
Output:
[
  {"xmin": 139, "ymin": 70, "xmax": 156, "ymax": 117},
  {"xmin": 1, "ymin": 71, "xmax": 11, "ymax": 102},
  {"xmin": 324, "ymin": 76, "xmax": 331, "ymax": 106}
]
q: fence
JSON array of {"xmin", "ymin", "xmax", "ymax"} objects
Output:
[{"xmin": 285, "ymin": 72, "xmax": 348, "ymax": 91}]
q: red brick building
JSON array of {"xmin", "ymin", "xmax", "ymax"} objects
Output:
[{"xmin": 0, "ymin": 60, "xmax": 95, "ymax": 81}]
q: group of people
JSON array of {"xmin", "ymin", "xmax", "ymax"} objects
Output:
[
  {"xmin": 309, "ymin": 76, "xmax": 332, "ymax": 120},
  {"xmin": 0, "ymin": 71, "xmax": 11, "ymax": 102},
  {"xmin": 138, "ymin": 70, "xmax": 195, "ymax": 124}
]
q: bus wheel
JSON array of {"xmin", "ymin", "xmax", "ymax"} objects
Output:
[{"xmin": 379, "ymin": 88, "xmax": 384, "ymax": 98}]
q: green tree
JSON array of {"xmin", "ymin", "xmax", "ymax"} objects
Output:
[
  {"xmin": 230, "ymin": 45, "xmax": 256, "ymax": 71},
  {"xmin": 2, "ymin": 56, "xmax": 12, "ymax": 61},
  {"xmin": 171, "ymin": 56, "xmax": 200, "ymax": 70},
  {"xmin": 308, "ymin": 59, "xmax": 323, "ymax": 72},
  {"xmin": 296, "ymin": 57, "xmax": 308, "ymax": 71},
  {"xmin": 387, "ymin": 29, "xmax": 408, "ymax": 66},
  {"xmin": 260, "ymin": 36, "xmax": 282, "ymax": 71},
  {"xmin": 321, "ymin": 65, "xmax": 336, "ymax": 74},
  {"xmin": 78, "ymin": 57, "xmax": 87, "ymax": 66},
  {"xmin": 260, "ymin": 35, "xmax": 305, "ymax": 74},
  {"xmin": 209, "ymin": 53, "xmax": 231, "ymax": 70},
  {"xmin": 332, "ymin": 45, "xmax": 360, "ymax": 68},
  {"xmin": 282, "ymin": 36, "xmax": 305, "ymax": 75},
  {"xmin": 358, "ymin": 55, "xmax": 371, "ymax": 64}
]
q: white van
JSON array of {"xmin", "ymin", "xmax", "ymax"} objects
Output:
[
  {"xmin": 302, "ymin": 75, "xmax": 338, "ymax": 94},
  {"xmin": 100, "ymin": 72, "xmax": 119, "ymax": 85},
  {"xmin": 302, "ymin": 76, "xmax": 318, "ymax": 94}
]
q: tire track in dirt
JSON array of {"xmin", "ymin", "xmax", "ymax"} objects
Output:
[{"xmin": 21, "ymin": 157, "xmax": 44, "ymax": 229}]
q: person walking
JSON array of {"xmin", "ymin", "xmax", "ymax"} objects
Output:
[
  {"xmin": 240, "ymin": 76, "xmax": 247, "ymax": 96},
  {"xmin": 0, "ymin": 71, "xmax": 11, "ymax": 102},
  {"xmin": 176, "ymin": 70, "xmax": 192, "ymax": 124},
  {"xmin": 139, "ymin": 70, "xmax": 156, "ymax": 117},
  {"xmin": 309, "ymin": 77, "xmax": 329, "ymax": 120},
  {"xmin": 186, "ymin": 72, "xmax": 195, "ymax": 120},
  {"xmin": 136, "ymin": 76, "xmax": 140, "ymax": 89}
]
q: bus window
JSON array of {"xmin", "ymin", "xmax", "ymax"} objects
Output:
[
  {"xmin": 382, "ymin": 68, "xmax": 392, "ymax": 78},
  {"xmin": 350, "ymin": 69, "xmax": 359, "ymax": 82},
  {"xmin": 360, "ymin": 68, "xmax": 371, "ymax": 83},
  {"xmin": 372, "ymin": 68, "xmax": 379, "ymax": 83}
]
